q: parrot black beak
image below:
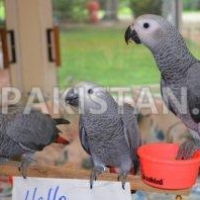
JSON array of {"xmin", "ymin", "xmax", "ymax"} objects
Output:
[
  {"xmin": 65, "ymin": 89, "xmax": 79, "ymax": 107},
  {"xmin": 124, "ymin": 26, "xmax": 141, "ymax": 44}
]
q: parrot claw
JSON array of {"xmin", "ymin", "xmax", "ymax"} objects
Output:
[
  {"xmin": 176, "ymin": 139, "xmax": 199, "ymax": 160},
  {"xmin": 18, "ymin": 163, "xmax": 28, "ymax": 179},
  {"xmin": 18, "ymin": 153, "xmax": 35, "ymax": 179},
  {"xmin": 90, "ymin": 166, "xmax": 105, "ymax": 189},
  {"xmin": 90, "ymin": 183, "xmax": 93, "ymax": 189},
  {"xmin": 118, "ymin": 173, "xmax": 128, "ymax": 190}
]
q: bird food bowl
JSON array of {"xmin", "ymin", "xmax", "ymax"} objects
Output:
[{"xmin": 137, "ymin": 143, "xmax": 200, "ymax": 189}]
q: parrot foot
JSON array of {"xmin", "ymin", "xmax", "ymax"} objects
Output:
[
  {"xmin": 18, "ymin": 153, "xmax": 35, "ymax": 179},
  {"xmin": 176, "ymin": 139, "xmax": 199, "ymax": 160},
  {"xmin": 118, "ymin": 173, "xmax": 128, "ymax": 190},
  {"xmin": 90, "ymin": 166, "xmax": 105, "ymax": 189}
]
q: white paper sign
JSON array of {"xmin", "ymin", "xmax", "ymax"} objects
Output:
[{"xmin": 12, "ymin": 177, "xmax": 131, "ymax": 200}]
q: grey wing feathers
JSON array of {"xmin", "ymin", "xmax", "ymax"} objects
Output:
[
  {"xmin": 161, "ymin": 80, "xmax": 177, "ymax": 116},
  {"xmin": 187, "ymin": 62, "xmax": 200, "ymax": 123},
  {"xmin": 79, "ymin": 115, "xmax": 91, "ymax": 155},
  {"xmin": 121, "ymin": 103, "xmax": 141, "ymax": 152},
  {"xmin": 2, "ymin": 106, "xmax": 59, "ymax": 151}
]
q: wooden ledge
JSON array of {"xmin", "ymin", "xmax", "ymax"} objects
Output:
[{"xmin": 0, "ymin": 162, "xmax": 190, "ymax": 196}]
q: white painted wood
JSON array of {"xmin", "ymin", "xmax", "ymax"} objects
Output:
[{"xmin": 4, "ymin": 0, "xmax": 57, "ymax": 96}]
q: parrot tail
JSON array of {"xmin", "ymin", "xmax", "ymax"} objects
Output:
[{"xmin": 55, "ymin": 135, "xmax": 70, "ymax": 145}]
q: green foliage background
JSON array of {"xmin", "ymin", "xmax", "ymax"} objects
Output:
[
  {"xmin": 52, "ymin": 0, "xmax": 88, "ymax": 23},
  {"xmin": 129, "ymin": 0, "xmax": 162, "ymax": 17},
  {"xmin": 183, "ymin": 0, "xmax": 200, "ymax": 11}
]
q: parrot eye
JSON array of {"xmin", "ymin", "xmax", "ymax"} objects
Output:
[
  {"xmin": 143, "ymin": 23, "xmax": 150, "ymax": 29},
  {"xmin": 88, "ymin": 89, "xmax": 94, "ymax": 94}
]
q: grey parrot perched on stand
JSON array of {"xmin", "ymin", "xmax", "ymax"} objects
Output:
[
  {"xmin": 65, "ymin": 82, "xmax": 141, "ymax": 189},
  {"xmin": 125, "ymin": 14, "xmax": 200, "ymax": 159},
  {"xmin": 0, "ymin": 105, "xmax": 70, "ymax": 177}
]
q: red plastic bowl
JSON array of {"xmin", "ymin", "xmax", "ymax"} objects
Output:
[{"xmin": 137, "ymin": 143, "xmax": 200, "ymax": 189}]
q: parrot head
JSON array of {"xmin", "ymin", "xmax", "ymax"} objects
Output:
[
  {"xmin": 65, "ymin": 82, "xmax": 100, "ymax": 107},
  {"xmin": 124, "ymin": 14, "xmax": 179, "ymax": 50},
  {"xmin": 65, "ymin": 87, "xmax": 79, "ymax": 107},
  {"xmin": 65, "ymin": 82, "xmax": 116, "ymax": 114}
]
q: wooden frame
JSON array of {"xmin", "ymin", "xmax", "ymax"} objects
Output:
[
  {"xmin": 0, "ymin": 27, "xmax": 9, "ymax": 69},
  {"xmin": 53, "ymin": 26, "xmax": 61, "ymax": 67}
]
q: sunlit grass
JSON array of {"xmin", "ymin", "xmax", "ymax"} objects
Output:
[{"xmin": 58, "ymin": 26, "xmax": 200, "ymax": 88}]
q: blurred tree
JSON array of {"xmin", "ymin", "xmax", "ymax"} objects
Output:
[
  {"xmin": 52, "ymin": 0, "xmax": 88, "ymax": 23},
  {"xmin": 98, "ymin": 0, "xmax": 107, "ymax": 9},
  {"xmin": 162, "ymin": 0, "xmax": 182, "ymax": 29},
  {"xmin": 102, "ymin": 0, "xmax": 119, "ymax": 20},
  {"xmin": 183, "ymin": 0, "xmax": 200, "ymax": 10},
  {"xmin": 52, "ymin": 0, "xmax": 133, "ymax": 23},
  {"xmin": 129, "ymin": 0, "xmax": 162, "ymax": 17}
]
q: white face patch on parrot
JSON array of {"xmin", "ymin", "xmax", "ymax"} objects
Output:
[
  {"xmin": 77, "ymin": 83, "xmax": 109, "ymax": 114},
  {"xmin": 130, "ymin": 16, "xmax": 164, "ymax": 48}
]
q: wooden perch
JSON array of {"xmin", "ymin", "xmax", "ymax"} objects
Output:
[{"xmin": 0, "ymin": 161, "xmax": 190, "ymax": 196}]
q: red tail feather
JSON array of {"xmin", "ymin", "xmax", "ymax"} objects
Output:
[{"xmin": 55, "ymin": 136, "xmax": 70, "ymax": 145}]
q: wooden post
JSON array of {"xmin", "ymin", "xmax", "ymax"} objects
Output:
[{"xmin": 4, "ymin": 0, "xmax": 59, "ymax": 96}]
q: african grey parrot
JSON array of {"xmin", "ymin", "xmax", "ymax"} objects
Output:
[
  {"xmin": 65, "ymin": 82, "xmax": 141, "ymax": 189},
  {"xmin": 125, "ymin": 14, "xmax": 200, "ymax": 159},
  {"xmin": 0, "ymin": 105, "xmax": 70, "ymax": 177}
]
